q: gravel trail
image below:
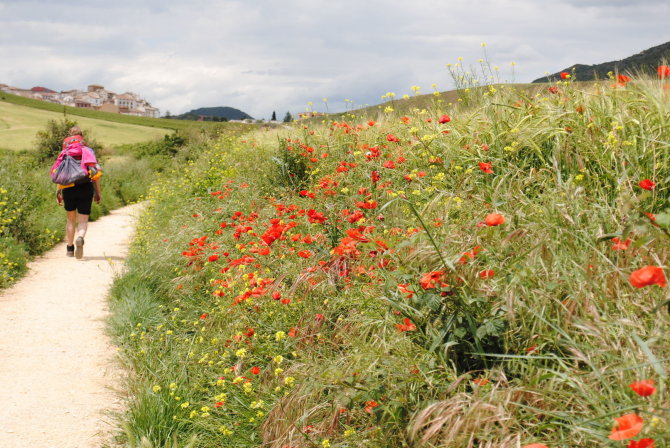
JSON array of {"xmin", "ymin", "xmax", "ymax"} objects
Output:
[{"xmin": 0, "ymin": 203, "xmax": 143, "ymax": 448}]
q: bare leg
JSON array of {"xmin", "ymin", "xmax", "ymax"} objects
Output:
[
  {"xmin": 66, "ymin": 210, "xmax": 77, "ymax": 245},
  {"xmin": 76, "ymin": 213, "xmax": 90, "ymax": 239}
]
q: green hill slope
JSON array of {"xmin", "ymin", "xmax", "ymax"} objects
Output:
[
  {"xmin": 173, "ymin": 106, "xmax": 253, "ymax": 121},
  {"xmin": 533, "ymin": 40, "xmax": 670, "ymax": 82},
  {"xmin": 0, "ymin": 101, "xmax": 172, "ymax": 151},
  {"xmin": 0, "ymin": 91, "xmax": 224, "ymax": 132},
  {"xmin": 0, "ymin": 91, "xmax": 245, "ymax": 150}
]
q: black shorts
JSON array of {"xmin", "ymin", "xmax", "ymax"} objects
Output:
[{"xmin": 62, "ymin": 181, "xmax": 94, "ymax": 215}]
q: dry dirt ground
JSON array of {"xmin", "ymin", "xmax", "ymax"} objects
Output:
[{"xmin": 0, "ymin": 203, "xmax": 143, "ymax": 448}]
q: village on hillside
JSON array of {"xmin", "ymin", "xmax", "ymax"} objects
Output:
[{"xmin": 0, "ymin": 83, "xmax": 160, "ymax": 118}]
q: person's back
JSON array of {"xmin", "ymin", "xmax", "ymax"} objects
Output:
[
  {"xmin": 55, "ymin": 126, "xmax": 102, "ymax": 259},
  {"xmin": 62, "ymin": 133, "xmax": 86, "ymax": 158}
]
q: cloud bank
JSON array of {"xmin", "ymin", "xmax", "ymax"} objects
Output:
[{"xmin": 1, "ymin": 0, "xmax": 667, "ymax": 118}]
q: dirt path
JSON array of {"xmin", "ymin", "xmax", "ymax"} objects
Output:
[{"xmin": 0, "ymin": 203, "xmax": 143, "ymax": 448}]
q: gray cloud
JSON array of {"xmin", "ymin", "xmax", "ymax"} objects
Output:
[{"xmin": 0, "ymin": 0, "xmax": 667, "ymax": 119}]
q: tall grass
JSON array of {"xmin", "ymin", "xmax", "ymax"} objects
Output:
[{"xmin": 110, "ymin": 75, "xmax": 670, "ymax": 447}]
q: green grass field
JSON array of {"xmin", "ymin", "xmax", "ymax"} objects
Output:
[
  {"xmin": 0, "ymin": 101, "xmax": 173, "ymax": 150},
  {"xmin": 0, "ymin": 91, "xmax": 225, "ymax": 130}
]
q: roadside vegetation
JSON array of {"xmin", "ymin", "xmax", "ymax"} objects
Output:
[
  {"xmin": 0, "ymin": 105, "xmax": 251, "ymax": 288},
  {"xmin": 109, "ymin": 70, "xmax": 670, "ymax": 447}
]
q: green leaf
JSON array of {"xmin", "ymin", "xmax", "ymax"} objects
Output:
[
  {"xmin": 632, "ymin": 334, "xmax": 667, "ymax": 379},
  {"xmin": 654, "ymin": 211, "xmax": 670, "ymax": 229}
]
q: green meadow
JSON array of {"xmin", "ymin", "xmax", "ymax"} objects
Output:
[
  {"xmin": 0, "ymin": 101, "xmax": 172, "ymax": 151},
  {"xmin": 0, "ymin": 93, "xmax": 251, "ymax": 288}
]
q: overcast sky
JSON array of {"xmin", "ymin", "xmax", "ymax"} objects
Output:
[{"xmin": 1, "ymin": 0, "xmax": 668, "ymax": 119}]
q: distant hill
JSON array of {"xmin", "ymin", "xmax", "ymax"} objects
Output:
[
  {"xmin": 533, "ymin": 40, "xmax": 670, "ymax": 83},
  {"xmin": 171, "ymin": 106, "xmax": 253, "ymax": 121}
]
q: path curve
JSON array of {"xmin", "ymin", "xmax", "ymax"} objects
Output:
[{"xmin": 0, "ymin": 203, "xmax": 143, "ymax": 448}]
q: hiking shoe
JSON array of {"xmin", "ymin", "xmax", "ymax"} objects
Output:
[
  {"xmin": 66, "ymin": 245, "xmax": 75, "ymax": 257},
  {"xmin": 75, "ymin": 236, "xmax": 84, "ymax": 259}
]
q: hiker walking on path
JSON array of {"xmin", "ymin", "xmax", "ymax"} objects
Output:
[{"xmin": 52, "ymin": 126, "xmax": 102, "ymax": 259}]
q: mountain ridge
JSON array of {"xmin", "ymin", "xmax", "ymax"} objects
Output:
[
  {"xmin": 533, "ymin": 40, "xmax": 670, "ymax": 83},
  {"xmin": 171, "ymin": 106, "xmax": 253, "ymax": 121}
]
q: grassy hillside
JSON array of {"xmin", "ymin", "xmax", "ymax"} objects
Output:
[
  {"xmin": 110, "ymin": 75, "xmax": 670, "ymax": 447},
  {"xmin": 315, "ymin": 83, "xmax": 550, "ymax": 124},
  {"xmin": 0, "ymin": 91, "xmax": 222, "ymax": 133},
  {"xmin": 534, "ymin": 40, "xmax": 670, "ymax": 82},
  {"xmin": 0, "ymin": 101, "xmax": 172, "ymax": 150}
]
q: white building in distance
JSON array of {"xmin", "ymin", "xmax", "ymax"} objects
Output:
[{"xmin": 0, "ymin": 83, "xmax": 160, "ymax": 118}]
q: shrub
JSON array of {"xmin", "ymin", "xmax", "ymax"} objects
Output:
[{"xmin": 34, "ymin": 117, "xmax": 100, "ymax": 161}]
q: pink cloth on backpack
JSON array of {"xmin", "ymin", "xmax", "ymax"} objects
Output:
[{"xmin": 51, "ymin": 136, "xmax": 98, "ymax": 175}]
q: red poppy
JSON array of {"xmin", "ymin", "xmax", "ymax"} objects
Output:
[
  {"xmin": 398, "ymin": 283, "xmax": 415, "ymax": 299},
  {"xmin": 659, "ymin": 65, "xmax": 670, "ymax": 79},
  {"xmin": 644, "ymin": 212, "xmax": 657, "ymax": 226},
  {"xmin": 478, "ymin": 162, "xmax": 493, "ymax": 174},
  {"xmin": 560, "ymin": 71, "xmax": 569, "ymax": 79},
  {"xmin": 485, "ymin": 213, "xmax": 505, "ymax": 226},
  {"xmin": 368, "ymin": 120, "xmax": 376, "ymax": 126},
  {"xmin": 472, "ymin": 378, "xmax": 489, "ymax": 386},
  {"xmin": 522, "ymin": 444, "xmax": 549, "ymax": 448},
  {"xmin": 199, "ymin": 313, "xmax": 208, "ymax": 320},
  {"xmin": 208, "ymin": 254, "xmax": 219, "ymax": 262},
  {"xmin": 438, "ymin": 114, "xmax": 451, "ymax": 124},
  {"xmin": 617, "ymin": 74, "xmax": 631, "ymax": 85},
  {"xmin": 356, "ymin": 200, "xmax": 378, "ymax": 209},
  {"xmin": 297, "ymin": 250, "xmax": 312, "ymax": 258},
  {"xmin": 629, "ymin": 379, "xmax": 656, "ymax": 397},
  {"xmin": 420, "ymin": 271, "xmax": 444, "ymax": 289},
  {"xmin": 612, "ymin": 237, "xmax": 631, "ymax": 251},
  {"xmin": 214, "ymin": 401, "xmax": 224, "ymax": 408},
  {"xmin": 364, "ymin": 400, "xmax": 379, "ymax": 413},
  {"xmin": 307, "ymin": 209, "xmax": 327, "ymax": 223},
  {"xmin": 250, "ymin": 366, "xmax": 260, "ymax": 375},
  {"xmin": 479, "ymin": 269, "xmax": 495, "ymax": 279},
  {"xmin": 629, "ymin": 438, "xmax": 655, "ymax": 448},
  {"xmin": 548, "ymin": 86, "xmax": 559, "ymax": 94},
  {"xmin": 639, "ymin": 179, "xmax": 656, "ymax": 190},
  {"xmin": 609, "ymin": 413, "xmax": 643, "ymax": 440},
  {"xmin": 386, "ymin": 134, "xmax": 400, "ymax": 142},
  {"xmin": 629, "ymin": 266, "xmax": 666, "ymax": 288},
  {"xmin": 396, "ymin": 317, "xmax": 416, "ymax": 332}
]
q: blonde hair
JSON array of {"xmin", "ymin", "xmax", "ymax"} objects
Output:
[{"xmin": 69, "ymin": 126, "xmax": 82, "ymax": 136}]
